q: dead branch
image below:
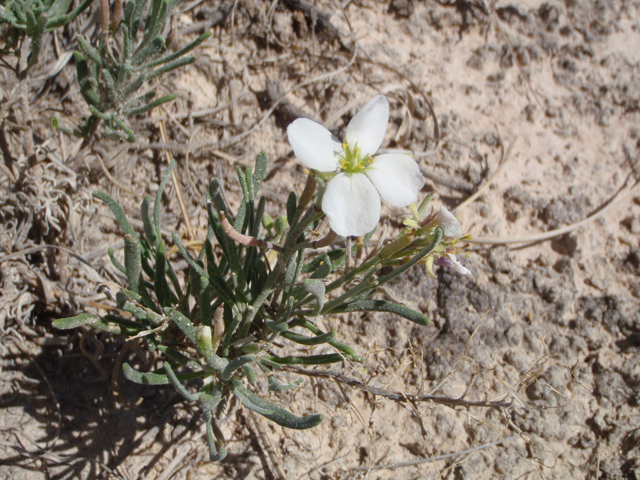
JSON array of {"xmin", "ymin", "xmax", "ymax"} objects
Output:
[{"xmin": 282, "ymin": 366, "xmax": 512, "ymax": 409}]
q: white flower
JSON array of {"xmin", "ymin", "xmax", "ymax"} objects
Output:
[
  {"xmin": 437, "ymin": 253, "xmax": 471, "ymax": 275},
  {"xmin": 287, "ymin": 95, "xmax": 424, "ymax": 237},
  {"xmin": 433, "ymin": 206, "xmax": 463, "ymax": 238}
]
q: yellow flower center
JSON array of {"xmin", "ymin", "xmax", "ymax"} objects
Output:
[{"xmin": 339, "ymin": 142, "xmax": 373, "ymax": 173}]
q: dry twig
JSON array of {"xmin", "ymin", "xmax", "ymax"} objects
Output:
[{"xmin": 281, "ymin": 366, "xmax": 512, "ymax": 409}]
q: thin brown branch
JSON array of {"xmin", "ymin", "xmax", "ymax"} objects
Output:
[
  {"xmin": 293, "ymin": 229, "xmax": 337, "ymax": 252},
  {"xmin": 220, "ymin": 211, "xmax": 283, "ymax": 252},
  {"xmin": 469, "ymin": 175, "xmax": 640, "ymax": 246},
  {"xmin": 282, "ymin": 366, "xmax": 512, "ymax": 409}
]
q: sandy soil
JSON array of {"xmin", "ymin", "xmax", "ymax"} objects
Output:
[{"xmin": 1, "ymin": 0, "xmax": 640, "ymax": 479}]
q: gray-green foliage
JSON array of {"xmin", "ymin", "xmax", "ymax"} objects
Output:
[
  {"xmin": 71, "ymin": 0, "xmax": 210, "ymax": 141},
  {"xmin": 54, "ymin": 153, "xmax": 444, "ymax": 461},
  {"xmin": 1, "ymin": 0, "xmax": 208, "ymax": 144},
  {"xmin": 0, "ymin": 0, "xmax": 93, "ymax": 61}
]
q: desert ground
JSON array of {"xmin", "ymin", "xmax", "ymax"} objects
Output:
[{"xmin": 1, "ymin": 0, "xmax": 640, "ymax": 478}]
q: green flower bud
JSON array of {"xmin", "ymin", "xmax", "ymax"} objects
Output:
[
  {"xmin": 379, "ymin": 234, "xmax": 414, "ymax": 260},
  {"xmin": 262, "ymin": 213, "xmax": 274, "ymax": 230},
  {"xmin": 197, "ymin": 325, "xmax": 214, "ymax": 354},
  {"xmin": 274, "ymin": 215, "xmax": 288, "ymax": 235}
]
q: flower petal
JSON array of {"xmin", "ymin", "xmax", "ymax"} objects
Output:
[
  {"xmin": 434, "ymin": 206, "xmax": 463, "ymax": 238},
  {"xmin": 447, "ymin": 253, "xmax": 471, "ymax": 275},
  {"xmin": 322, "ymin": 173, "xmax": 381, "ymax": 237},
  {"xmin": 345, "ymin": 95, "xmax": 389, "ymax": 157},
  {"xmin": 287, "ymin": 118, "xmax": 342, "ymax": 172},
  {"xmin": 365, "ymin": 154, "xmax": 424, "ymax": 207}
]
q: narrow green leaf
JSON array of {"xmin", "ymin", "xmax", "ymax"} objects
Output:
[
  {"xmin": 281, "ymin": 328, "xmax": 335, "ymax": 346},
  {"xmin": 121, "ymin": 300, "xmax": 162, "ymax": 326},
  {"xmin": 156, "ymin": 345, "xmax": 201, "ymax": 370},
  {"xmin": 298, "ymin": 279, "xmax": 324, "ymax": 315},
  {"xmin": 26, "ymin": 12, "xmax": 48, "ymax": 70},
  {"xmin": 146, "ymin": 56, "xmax": 195, "ymax": 81},
  {"xmin": 265, "ymin": 320, "xmax": 289, "ymax": 332},
  {"xmin": 140, "ymin": 0, "xmax": 163, "ymax": 46},
  {"xmin": 242, "ymin": 365, "xmax": 256, "ymax": 383},
  {"xmin": 46, "ymin": 0, "xmax": 73, "ymax": 21},
  {"xmin": 94, "ymin": 190, "xmax": 138, "ymax": 238},
  {"xmin": 25, "ymin": 10, "xmax": 37, "ymax": 36},
  {"xmin": 330, "ymin": 300, "xmax": 429, "ymax": 326},
  {"xmin": 310, "ymin": 259, "xmax": 331, "ymax": 279},
  {"xmin": 207, "ymin": 178, "xmax": 229, "ymax": 217},
  {"xmin": 166, "ymin": 307, "xmax": 198, "ymax": 345},
  {"xmin": 253, "ymin": 151, "xmax": 268, "ymax": 193},
  {"xmin": 102, "ymin": 315, "xmax": 144, "ymax": 331},
  {"xmin": 231, "ymin": 380, "xmax": 324, "ymax": 430},
  {"xmin": 122, "ymin": 72, "xmax": 146, "ymax": 99},
  {"xmin": 172, "ymin": 233, "xmax": 208, "ymax": 280},
  {"xmin": 258, "ymin": 358, "xmax": 284, "ymax": 370},
  {"xmin": 198, "ymin": 386, "xmax": 222, "ymax": 411},
  {"xmin": 163, "ymin": 362, "xmax": 200, "ymax": 401},
  {"xmin": 123, "ymin": 93, "xmax": 177, "ymax": 116},
  {"xmin": 139, "ymin": 197, "xmax": 156, "ymax": 249},
  {"xmin": 199, "ymin": 276, "xmax": 212, "ymax": 326},
  {"xmin": 108, "ymin": 247, "xmax": 127, "ymax": 274},
  {"xmin": 123, "ymin": 363, "xmax": 171, "ymax": 385},
  {"xmin": 265, "ymin": 354, "xmax": 343, "ymax": 365},
  {"xmin": 53, "ymin": 313, "xmax": 121, "ymax": 334},
  {"xmin": 121, "ymin": 23, "xmax": 133, "ymax": 63},
  {"xmin": 243, "ymin": 164, "xmax": 255, "ymax": 204},
  {"xmin": 123, "ymin": 3, "xmax": 135, "ymax": 33},
  {"xmin": 268, "ymin": 376, "xmax": 303, "ymax": 392},
  {"xmin": 76, "ymin": 35, "xmax": 103, "ymax": 67},
  {"xmin": 123, "ymin": 91, "xmax": 156, "ymax": 112},
  {"xmin": 205, "ymin": 200, "xmax": 239, "ymax": 272},
  {"xmin": 124, "ymin": 234, "xmax": 143, "ymax": 294},
  {"xmin": 220, "ymin": 312, "xmax": 242, "ymax": 356},
  {"xmin": 252, "ymin": 196, "xmax": 266, "ymax": 238},
  {"xmin": 286, "ymin": 192, "xmax": 296, "ymax": 227},
  {"xmin": 88, "ymin": 105, "xmax": 111, "ymax": 122},
  {"xmin": 301, "ymin": 253, "xmax": 329, "ymax": 274},
  {"xmin": 233, "ymin": 199, "xmax": 248, "ymax": 234},
  {"xmin": 154, "ymin": 240, "xmax": 170, "ymax": 307},
  {"xmin": 221, "ymin": 355, "xmax": 255, "ymax": 382},
  {"xmin": 112, "ymin": 116, "xmax": 136, "ymax": 142},
  {"xmin": 116, "ymin": 289, "xmax": 141, "ymax": 307},
  {"xmin": 204, "ymin": 415, "xmax": 227, "ymax": 461},
  {"xmin": 45, "ymin": 0, "xmax": 94, "ymax": 29},
  {"xmin": 131, "ymin": 0, "xmax": 148, "ymax": 34},
  {"xmin": 146, "ymin": 31, "xmax": 211, "ymax": 68},
  {"xmin": 295, "ymin": 318, "xmax": 362, "ymax": 362}
]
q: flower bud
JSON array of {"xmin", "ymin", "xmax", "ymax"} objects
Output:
[
  {"xmin": 197, "ymin": 325, "xmax": 214, "ymax": 354},
  {"xmin": 262, "ymin": 213, "xmax": 274, "ymax": 230},
  {"xmin": 274, "ymin": 215, "xmax": 288, "ymax": 235},
  {"xmin": 379, "ymin": 234, "xmax": 414, "ymax": 260}
]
